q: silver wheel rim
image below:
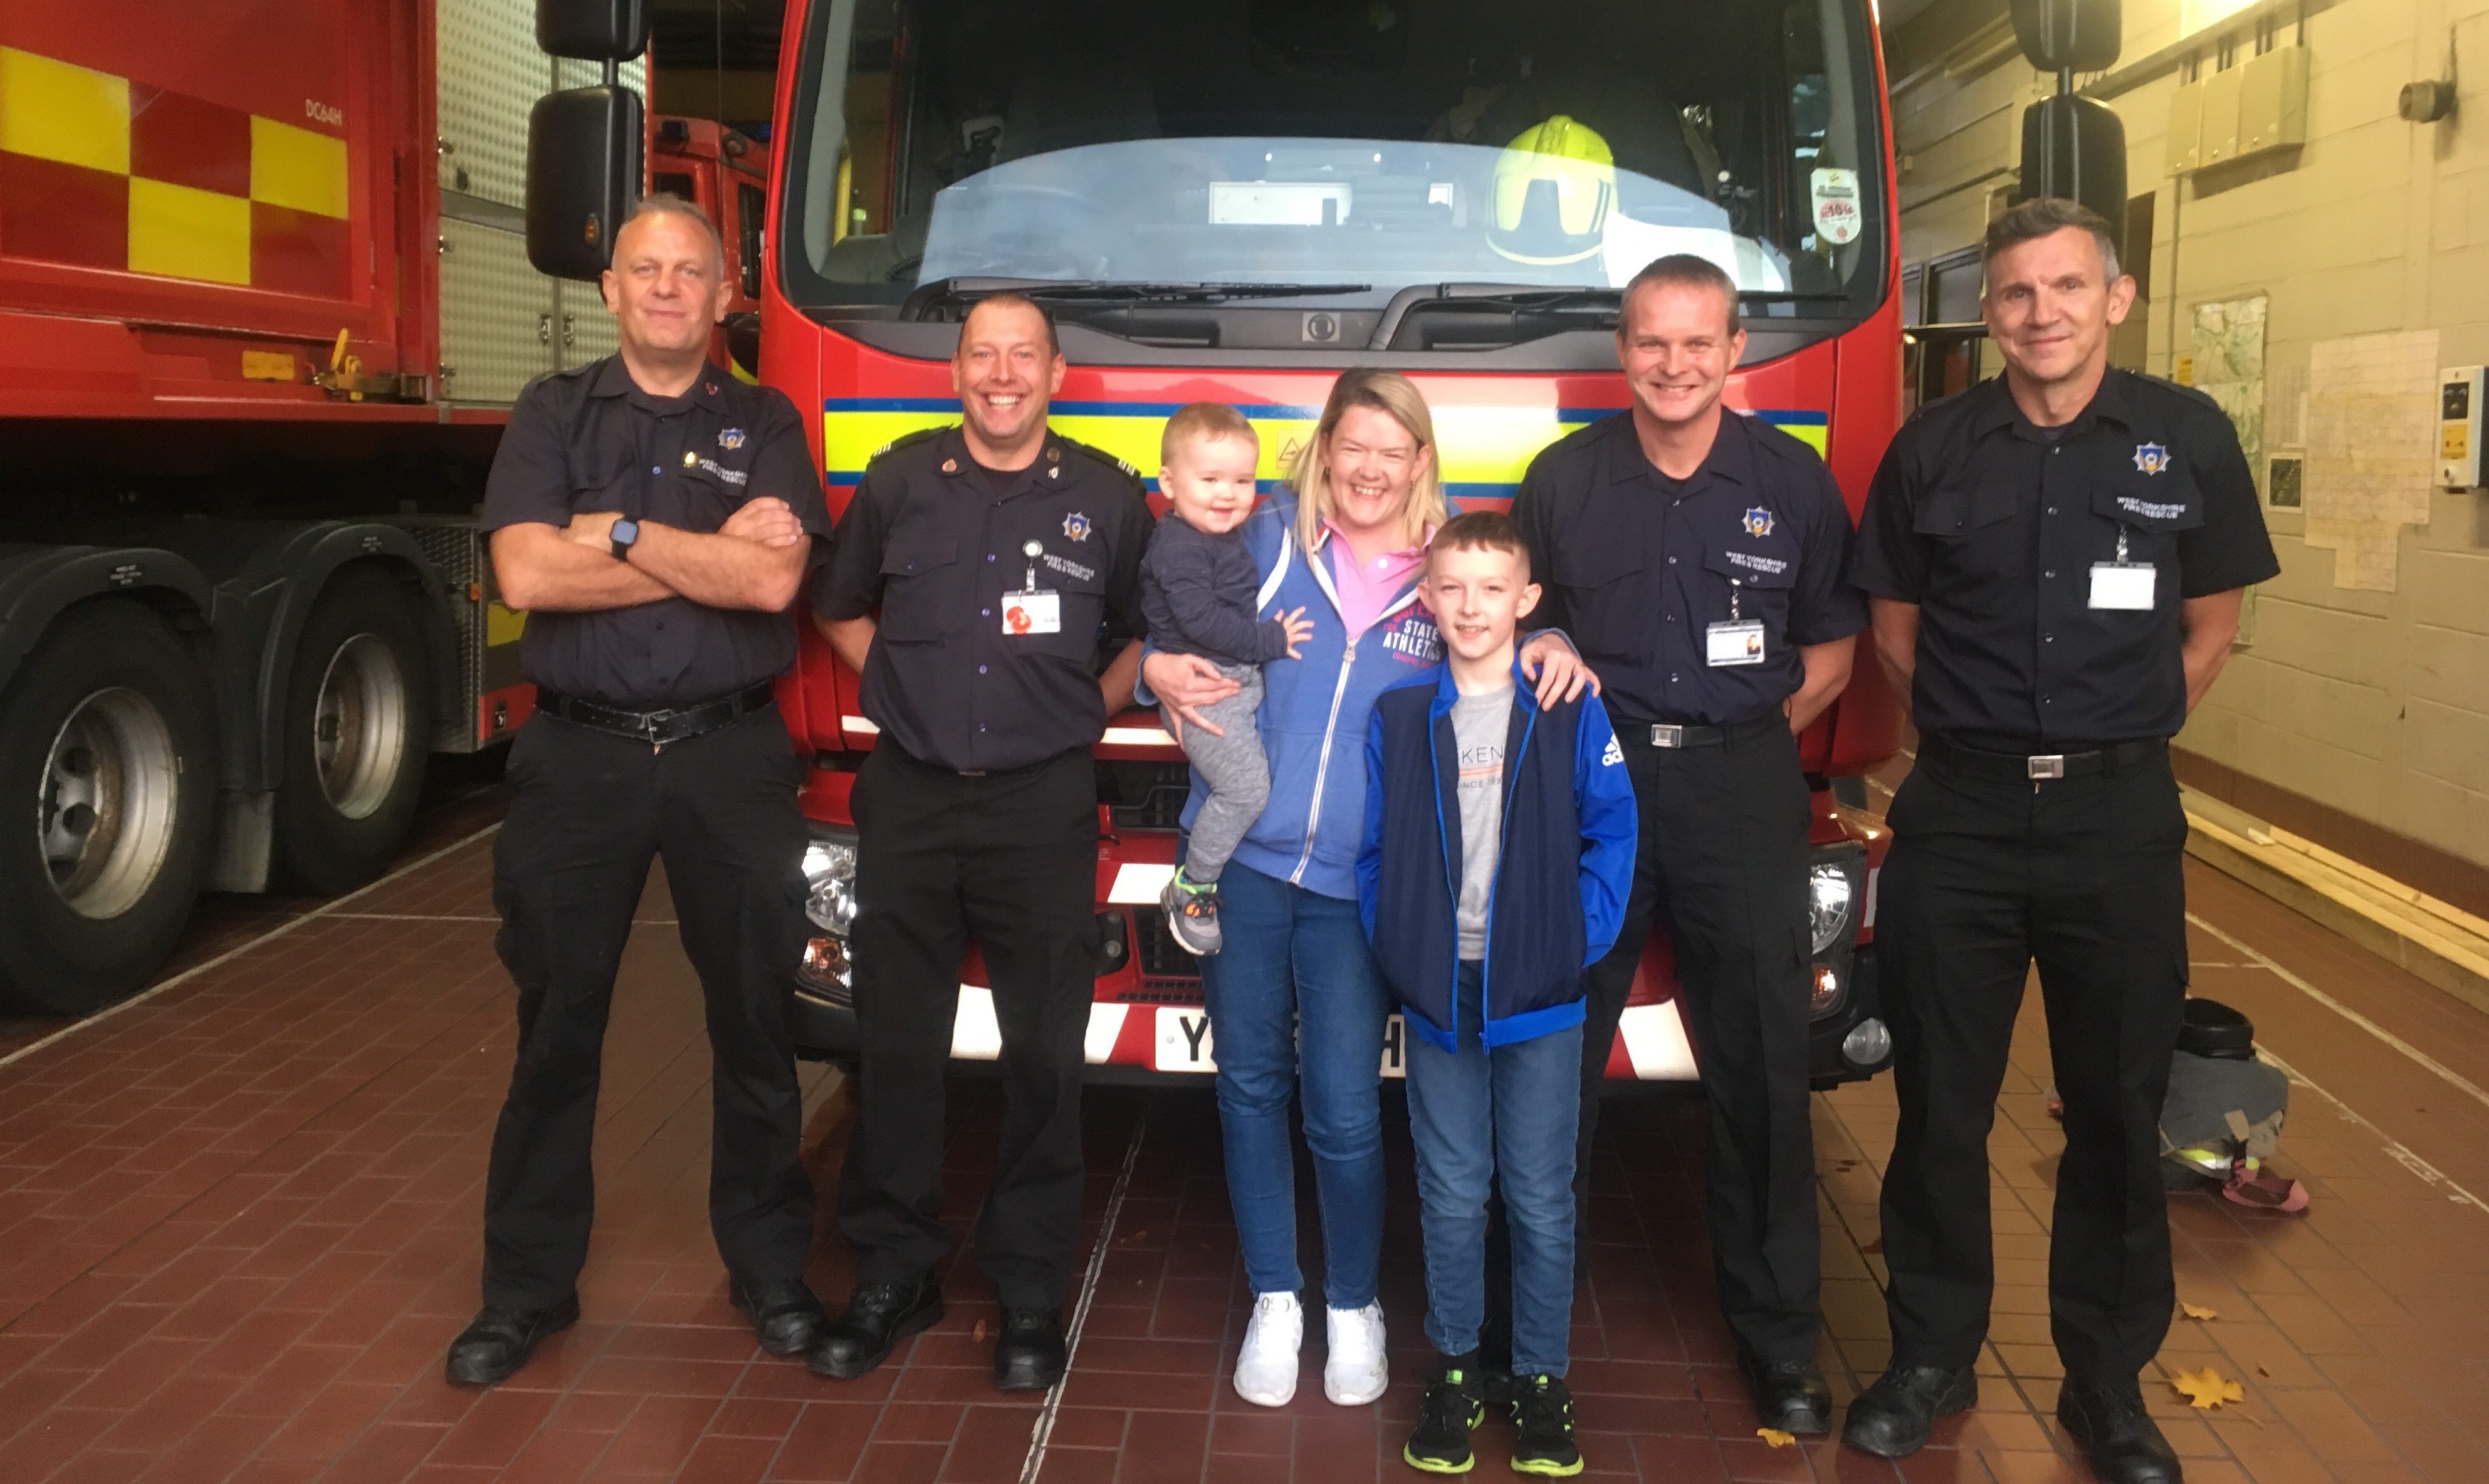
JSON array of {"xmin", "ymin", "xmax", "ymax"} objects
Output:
[
  {"xmin": 313, "ymin": 633, "xmax": 409, "ymax": 820},
  {"xmin": 41, "ymin": 687, "xmax": 181, "ymax": 920}
]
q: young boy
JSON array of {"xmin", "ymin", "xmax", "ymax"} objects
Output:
[
  {"xmin": 1358, "ymin": 512, "xmax": 1636, "ymax": 1476},
  {"xmin": 1141, "ymin": 403, "xmax": 1313, "ymax": 954}
]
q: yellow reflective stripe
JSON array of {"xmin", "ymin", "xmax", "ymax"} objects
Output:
[
  {"xmin": 249, "ymin": 115, "xmax": 348, "ymax": 218},
  {"xmin": 0, "ymin": 46, "xmax": 130, "ymax": 176},
  {"xmin": 128, "ymin": 177, "xmax": 249, "ymax": 285}
]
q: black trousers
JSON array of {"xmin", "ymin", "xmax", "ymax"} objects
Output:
[
  {"xmin": 483, "ymin": 707, "xmax": 817, "ymax": 1312},
  {"xmin": 837, "ymin": 743, "xmax": 1097, "ymax": 1309},
  {"xmin": 1877, "ymin": 742, "xmax": 2187, "ymax": 1391},
  {"xmin": 1578, "ymin": 722, "xmax": 1821, "ymax": 1365}
]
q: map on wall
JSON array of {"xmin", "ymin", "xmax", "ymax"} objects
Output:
[
  {"xmin": 2302, "ymin": 329, "xmax": 2440, "ymax": 592},
  {"xmin": 2190, "ymin": 295, "xmax": 2268, "ymax": 487}
]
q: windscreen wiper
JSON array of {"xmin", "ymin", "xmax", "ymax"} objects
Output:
[
  {"xmin": 903, "ymin": 277, "xmax": 1371, "ymax": 320},
  {"xmin": 1369, "ymin": 283, "xmax": 1851, "ymax": 350}
]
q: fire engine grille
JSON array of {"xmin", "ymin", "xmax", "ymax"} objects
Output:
[{"xmin": 1131, "ymin": 906, "xmax": 1202, "ymax": 990}]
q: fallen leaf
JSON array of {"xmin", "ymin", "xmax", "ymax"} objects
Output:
[
  {"xmin": 1859, "ymin": 1238, "xmax": 1884, "ymax": 1255},
  {"xmin": 2181, "ymin": 1302, "xmax": 2219, "ymax": 1321},
  {"xmin": 972, "ymin": 1320, "xmax": 987, "ymax": 1342},
  {"xmin": 2170, "ymin": 1366, "xmax": 2244, "ymax": 1410},
  {"xmin": 2256, "ymin": 1364, "xmax": 2271, "ymax": 1377},
  {"xmin": 1756, "ymin": 1428, "xmax": 1796, "ymax": 1448}
]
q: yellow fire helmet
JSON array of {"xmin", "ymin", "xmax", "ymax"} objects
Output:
[{"xmin": 1489, "ymin": 114, "xmax": 1616, "ymax": 266}]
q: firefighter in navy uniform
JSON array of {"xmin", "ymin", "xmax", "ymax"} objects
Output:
[
  {"xmin": 1507, "ymin": 254, "xmax": 1866, "ymax": 1435},
  {"xmin": 1842, "ymin": 201, "xmax": 2278, "ymax": 1484},
  {"xmin": 806, "ymin": 294, "xmax": 1151, "ymax": 1393},
  {"xmin": 448, "ymin": 198, "xmax": 834, "ymax": 1387}
]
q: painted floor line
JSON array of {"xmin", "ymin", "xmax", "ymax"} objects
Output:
[
  {"xmin": 2253, "ymin": 1043, "xmax": 2489, "ymax": 1216},
  {"xmin": 1020, "ymin": 1106, "xmax": 1151, "ymax": 1484},
  {"xmin": 0, "ymin": 823, "xmax": 504, "ymax": 1074},
  {"xmin": 2187, "ymin": 912, "xmax": 2489, "ymax": 1117}
]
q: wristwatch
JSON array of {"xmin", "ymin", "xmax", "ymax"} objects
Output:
[{"xmin": 609, "ymin": 518, "xmax": 641, "ymax": 563}]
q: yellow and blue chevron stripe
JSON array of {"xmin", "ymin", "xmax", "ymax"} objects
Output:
[{"xmin": 824, "ymin": 398, "xmax": 1830, "ymax": 501}]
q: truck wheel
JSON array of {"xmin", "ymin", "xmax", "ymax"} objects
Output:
[
  {"xmin": 273, "ymin": 568, "xmax": 433, "ymax": 893},
  {"xmin": 0, "ymin": 602, "xmax": 216, "ymax": 1015}
]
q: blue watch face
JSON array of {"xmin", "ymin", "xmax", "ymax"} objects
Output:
[{"xmin": 612, "ymin": 519, "xmax": 640, "ymax": 545}]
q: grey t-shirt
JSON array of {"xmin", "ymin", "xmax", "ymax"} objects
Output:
[{"xmin": 1451, "ymin": 684, "xmax": 1513, "ymax": 961}]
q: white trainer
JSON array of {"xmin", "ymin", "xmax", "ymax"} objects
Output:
[
  {"xmin": 1232, "ymin": 1291, "xmax": 1303, "ymax": 1406},
  {"xmin": 1322, "ymin": 1302, "xmax": 1388, "ymax": 1406}
]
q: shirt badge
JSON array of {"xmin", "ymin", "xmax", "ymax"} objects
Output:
[
  {"xmin": 1742, "ymin": 506, "xmax": 1774, "ymax": 538},
  {"xmin": 1062, "ymin": 511, "xmax": 1093, "ymax": 542},
  {"xmin": 2134, "ymin": 442, "xmax": 2172, "ymax": 474},
  {"xmin": 718, "ymin": 427, "xmax": 745, "ymax": 450}
]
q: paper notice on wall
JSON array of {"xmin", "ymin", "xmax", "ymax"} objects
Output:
[
  {"xmin": 2301, "ymin": 329, "xmax": 2439, "ymax": 592},
  {"xmin": 2190, "ymin": 296, "xmax": 2266, "ymax": 483}
]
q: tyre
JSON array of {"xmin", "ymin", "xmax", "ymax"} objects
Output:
[
  {"xmin": 0, "ymin": 602, "xmax": 217, "ymax": 1015},
  {"xmin": 273, "ymin": 567, "xmax": 434, "ymax": 893}
]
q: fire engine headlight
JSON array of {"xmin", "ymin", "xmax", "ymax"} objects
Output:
[
  {"xmin": 802, "ymin": 829, "xmax": 859, "ymax": 938},
  {"xmin": 1808, "ymin": 854, "xmax": 1860, "ymax": 956}
]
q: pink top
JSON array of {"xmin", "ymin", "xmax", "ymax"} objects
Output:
[{"xmin": 1322, "ymin": 520, "xmax": 1432, "ymax": 639}]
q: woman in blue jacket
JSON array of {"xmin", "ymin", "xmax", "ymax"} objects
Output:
[{"xmin": 1142, "ymin": 370, "xmax": 1594, "ymax": 1409}]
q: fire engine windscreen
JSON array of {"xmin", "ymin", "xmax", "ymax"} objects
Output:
[{"xmin": 787, "ymin": 0, "xmax": 1882, "ymax": 313}]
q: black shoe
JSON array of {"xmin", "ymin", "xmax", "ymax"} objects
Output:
[
  {"xmin": 1509, "ymin": 1374, "xmax": 1583, "ymax": 1476},
  {"xmin": 1840, "ymin": 1364, "xmax": 1977, "ymax": 1459},
  {"xmin": 730, "ymin": 1278, "xmax": 827, "ymax": 1356},
  {"xmin": 2058, "ymin": 1384, "xmax": 2184, "ymax": 1483},
  {"xmin": 993, "ymin": 1307, "xmax": 1067, "ymax": 1391},
  {"xmin": 1743, "ymin": 1358, "xmax": 1833, "ymax": 1436},
  {"xmin": 807, "ymin": 1280, "xmax": 943, "ymax": 1380},
  {"xmin": 444, "ymin": 1295, "xmax": 580, "ymax": 1386},
  {"xmin": 1403, "ymin": 1361, "xmax": 1486, "ymax": 1474}
]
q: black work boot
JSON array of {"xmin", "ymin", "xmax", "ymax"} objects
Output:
[
  {"xmin": 1742, "ymin": 1357, "xmax": 1834, "ymax": 1436},
  {"xmin": 2057, "ymin": 1383, "xmax": 2184, "ymax": 1483},
  {"xmin": 1840, "ymin": 1364, "xmax": 1977, "ymax": 1458},
  {"xmin": 730, "ymin": 1278, "xmax": 828, "ymax": 1356},
  {"xmin": 444, "ymin": 1295, "xmax": 580, "ymax": 1386},
  {"xmin": 807, "ymin": 1279, "xmax": 943, "ymax": 1379},
  {"xmin": 993, "ymin": 1306, "xmax": 1067, "ymax": 1390}
]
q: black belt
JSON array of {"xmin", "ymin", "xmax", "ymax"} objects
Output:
[
  {"xmin": 534, "ymin": 682, "xmax": 775, "ymax": 746},
  {"xmin": 1617, "ymin": 712, "xmax": 1785, "ymax": 750},
  {"xmin": 1921, "ymin": 731, "xmax": 2164, "ymax": 783}
]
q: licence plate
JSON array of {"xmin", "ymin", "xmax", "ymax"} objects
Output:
[{"xmin": 1153, "ymin": 1006, "xmax": 1407, "ymax": 1077}]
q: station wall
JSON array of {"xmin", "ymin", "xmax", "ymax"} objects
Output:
[{"xmin": 1890, "ymin": 0, "xmax": 2489, "ymax": 892}]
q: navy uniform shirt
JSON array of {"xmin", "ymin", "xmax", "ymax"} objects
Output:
[
  {"xmin": 1848, "ymin": 370, "xmax": 2281, "ymax": 749},
  {"xmin": 1511, "ymin": 408, "xmax": 1867, "ymax": 727},
  {"xmin": 812, "ymin": 426, "xmax": 1152, "ymax": 773},
  {"xmin": 480, "ymin": 356, "xmax": 832, "ymax": 708}
]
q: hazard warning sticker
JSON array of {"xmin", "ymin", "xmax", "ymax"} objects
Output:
[{"xmin": 1811, "ymin": 167, "xmax": 1862, "ymax": 246}]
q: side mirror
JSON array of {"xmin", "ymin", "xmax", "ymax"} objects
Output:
[
  {"xmin": 2020, "ymin": 95, "xmax": 2128, "ymax": 258},
  {"xmin": 2011, "ymin": 0, "xmax": 2121, "ymax": 73},
  {"xmin": 725, "ymin": 312, "xmax": 763, "ymax": 375},
  {"xmin": 537, "ymin": 0, "xmax": 647, "ymax": 61},
  {"xmin": 526, "ymin": 86, "xmax": 644, "ymax": 281}
]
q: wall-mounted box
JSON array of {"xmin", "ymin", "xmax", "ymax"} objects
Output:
[
  {"xmin": 2166, "ymin": 78, "xmax": 2206, "ymax": 174},
  {"xmin": 2439, "ymin": 365, "xmax": 2483, "ymax": 489},
  {"xmin": 2198, "ymin": 63, "xmax": 2247, "ymax": 165},
  {"xmin": 2237, "ymin": 44, "xmax": 2310, "ymax": 154}
]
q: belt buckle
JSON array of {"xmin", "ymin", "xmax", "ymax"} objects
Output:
[
  {"xmin": 639, "ymin": 708, "xmax": 675, "ymax": 746},
  {"xmin": 1649, "ymin": 724, "xmax": 1685, "ymax": 748},
  {"xmin": 2026, "ymin": 754, "xmax": 2065, "ymax": 780}
]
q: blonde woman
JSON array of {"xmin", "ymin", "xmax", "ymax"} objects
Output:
[{"xmin": 1140, "ymin": 369, "xmax": 1594, "ymax": 1409}]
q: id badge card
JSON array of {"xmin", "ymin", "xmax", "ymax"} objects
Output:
[
  {"xmin": 2088, "ymin": 562, "xmax": 2156, "ymax": 611},
  {"xmin": 1706, "ymin": 619, "xmax": 1767, "ymax": 667},
  {"xmin": 1001, "ymin": 589, "xmax": 1061, "ymax": 635}
]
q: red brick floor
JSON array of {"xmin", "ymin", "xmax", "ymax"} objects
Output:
[{"xmin": 0, "ymin": 766, "xmax": 2484, "ymax": 1481}]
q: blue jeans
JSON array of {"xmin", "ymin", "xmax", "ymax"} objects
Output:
[
  {"xmin": 1200, "ymin": 862, "xmax": 1389, "ymax": 1310},
  {"xmin": 1405, "ymin": 965, "xmax": 1582, "ymax": 1378}
]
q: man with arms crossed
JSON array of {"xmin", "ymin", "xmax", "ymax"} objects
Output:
[
  {"xmin": 1508, "ymin": 254, "xmax": 1865, "ymax": 1434},
  {"xmin": 1843, "ymin": 199, "xmax": 2277, "ymax": 1484},
  {"xmin": 451, "ymin": 197, "xmax": 831, "ymax": 1385}
]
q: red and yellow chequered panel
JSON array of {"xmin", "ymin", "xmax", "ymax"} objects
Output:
[{"xmin": 0, "ymin": 44, "xmax": 349, "ymax": 296}]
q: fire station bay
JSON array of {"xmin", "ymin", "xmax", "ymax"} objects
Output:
[{"xmin": 6, "ymin": 0, "xmax": 2489, "ymax": 1480}]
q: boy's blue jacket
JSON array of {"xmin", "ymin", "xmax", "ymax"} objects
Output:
[
  {"xmin": 1356, "ymin": 657, "xmax": 1638, "ymax": 1050},
  {"xmin": 1151, "ymin": 490, "xmax": 1448, "ymax": 901}
]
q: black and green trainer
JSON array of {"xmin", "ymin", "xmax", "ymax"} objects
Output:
[
  {"xmin": 1509, "ymin": 1374, "xmax": 1583, "ymax": 1476},
  {"xmin": 1403, "ymin": 1362, "xmax": 1487, "ymax": 1474}
]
